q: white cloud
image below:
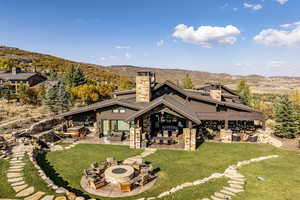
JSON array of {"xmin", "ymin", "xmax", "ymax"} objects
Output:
[
  {"xmin": 114, "ymin": 46, "xmax": 131, "ymax": 49},
  {"xmin": 100, "ymin": 57, "xmax": 106, "ymax": 61},
  {"xmin": 243, "ymin": 3, "xmax": 263, "ymax": 10},
  {"xmin": 280, "ymin": 21, "xmax": 300, "ymax": 28},
  {"xmin": 254, "ymin": 25, "xmax": 300, "ymax": 47},
  {"xmin": 125, "ymin": 53, "xmax": 132, "ymax": 59},
  {"xmin": 268, "ymin": 60, "xmax": 286, "ymax": 67},
  {"xmin": 172, "ymin": 24, "xmax": 240, "ymax": 48},
  {"xmin": 276, "ymin": 0, "xmax": 288, "ymax": 5},
  {"xmin": 156, "ymin": 40, "xmax": 164, "ymax": 47},
  {"xmin": 280, "ymin": 23, "xmax": 292, "ymax": 28}
]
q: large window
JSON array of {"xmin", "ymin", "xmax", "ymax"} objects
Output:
[{"xmin": 102, "ymin": 120, "xmax": 133, "ymax": 135}]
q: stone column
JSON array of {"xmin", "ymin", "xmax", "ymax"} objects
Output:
[
  {"xmin": 190, "ymin": 129, "xmax": 197, "ymax": 151},
  {"xmin": 135, "ymin": 127, "xmax": 142, "ymax": 149},
  {"xmin": 184, "ymin": 128, "xmax": 191, "ymax": 151},
  {"xmin": 129, "ymin": 127, "xmax": 136, "ymax": 149}
]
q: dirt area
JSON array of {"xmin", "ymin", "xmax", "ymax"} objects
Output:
[
  {"xmin": 0, "ymin": 100, "xmax": 49, "ymax": 136},
  {"xmin": 0, "ymin": 100, "xmax": 48, "ymax": 123},
  {"xmin": 272, "ymin": 135, "xmax": 300, "ymax": 152}
]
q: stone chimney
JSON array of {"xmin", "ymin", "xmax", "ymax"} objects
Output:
[
  {"xmin": 136, "ymin": 72, "xmax": 155, "ymax": 102},
  {"xmin": 12, "ymin": 67, "xmax": 21, "ymax": 75},
  {"xmin": 210, "ymin": 90, "xmax": 222, "ymax": 101},
  {"xmin": 209, "ymin": 84, "xmax": 222, "ymax": 101}
]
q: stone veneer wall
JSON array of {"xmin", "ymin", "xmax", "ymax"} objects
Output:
[
  {"xmin": 220, "ymin": 129, "xmax": 233, "ymax": 143},
  {"xmin": 136, "ymin": 75, "xmax": 151, "ymax": 102},
  {"xmin": 184, "ymin": 128, "xmax": 196, "ymax": 151}
]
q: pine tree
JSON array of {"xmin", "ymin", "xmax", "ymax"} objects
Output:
[
  {"xmin": 181, "ymin": 74, "xmax": 194, "ymax": 89},
  {"xmin": 0, "ymin": 84, "xmax": 14, "ymax": 102},
  {"xmin": 63, "ymin": 65, "xmax": 86, "ymax": 87},
  {"xmin": 274, "ymin": 95, "xmax": 300, "ymax": 138},
  {"xmin": 43, "ymin": 81, "xmax": 70, "ymax": 114},
  {"xmin": 56, "ymin": 82, "xmax": 71, "ymax": 113},
  {"xmin": 236, "ymin": 79, "xmax": 253, "ymax": 106}
]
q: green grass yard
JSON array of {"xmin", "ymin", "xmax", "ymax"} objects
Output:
[
  {"xmin": 36, "ymin": 142, "xmax": 300, "ymax": 200},
  {"xmin": 1, "ymin": 143, "xmax": 299, "ymax": 199}
]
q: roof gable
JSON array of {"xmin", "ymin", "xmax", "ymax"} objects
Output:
[
  {"xmin": 127, "ymin": 95, "xmax": 201, "ymax": 124},
  {"xmin": 59, "ymin": 99, "xmax": 142, "ymax": 117}
]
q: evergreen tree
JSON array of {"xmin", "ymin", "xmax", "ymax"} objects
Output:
[
  {"xmin": 48, "ymin": 70, "xmax": 60, "ymax": 81},
  {"xmin": 181, "ymin": 74, "xmax": 194, "ymax": 89},
  {"xmin": 0, "ymin": 84, "xmax": 14, "ymax": 102},
  {"xmin": 236, "ymin": 79, "xmax": 253, "ymax": 106},
  {"xmin": 274, "ymin": 95, "xmax": 300, "ymax": 138},
  {"xmin": 43, "ymin": 81, "xmax": 70, "ymax": 114},
  {"xmin": 63, "ymin": 65, "xmax": 86, "ymax": 87}
]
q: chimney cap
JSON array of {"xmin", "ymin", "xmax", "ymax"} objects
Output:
[{"xmin": 137, "ymin": 71, "xmax": 154, "ymax": 76}]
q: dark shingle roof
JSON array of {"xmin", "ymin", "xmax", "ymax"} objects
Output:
[
  {"xmin": 58, "ymin": 98, "xmax": 143, "ymax": 117},
  {"xmin": 126, "ymin": 94, "xmax": 201, "ymax": 124},
  {"xmin": 0, "ymin": 72, "xmax": 39, "ymax": 81}
]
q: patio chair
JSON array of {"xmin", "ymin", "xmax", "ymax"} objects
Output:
[
  {"xmin": 91, "ymin": 162, "xmax": 99, "ymax": 168},
  {"xmin": 132, "ymin": 175, "xmax": 142, "ymax": 185},
  {"xmin": 119, "ymin": 182, "xmax": 132, "ymax": 193},
  {"xmin": 88, "ymin": 177, "xmax": 107, "ymax": 190}
]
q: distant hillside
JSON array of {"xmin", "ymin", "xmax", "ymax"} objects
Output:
[
  {"xmin": 106, "ymin": 65, "xmax": 300, "ymax": 94},
  {"xmin": 0, "ymin": 47, "xmax": 122, "ymax": 84},
  {"xmin": 0, "ymin": 47, "xmax": 299, "ymax": 94}
]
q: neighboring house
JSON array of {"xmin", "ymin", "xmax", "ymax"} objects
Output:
[
  {"xmin": 0, "ymin": 67, "xmax": 46, "ymax": 91},
  {"xmin": 59, "ymin": 72, "xmax": 264, "ymax": 150}
]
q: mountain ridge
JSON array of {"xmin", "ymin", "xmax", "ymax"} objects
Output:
[{"xmin": 0, "ymin": 47, "xmax": 299, "ymax": 94}]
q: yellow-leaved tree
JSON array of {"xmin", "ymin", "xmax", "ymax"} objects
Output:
[{"xmin": 71, "ymin": 83, "xmax": 116, "ymax": 105}]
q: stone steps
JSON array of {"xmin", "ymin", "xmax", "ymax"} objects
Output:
[
  {"xmin": 13, "ymin": 184, "xmax": 28, "ymax": 192},
  {"xmin": 229, "ymin": 184, "xmax": 244, "ymax": 190},
  {"xmin": 223, "ymin": 186, "xmax": 244, "ymax": 193},
  {"xmin": 16, "ymin": 186, "xmax": 35, "ymax": 197},
  {"xmin": 220, "ymin": 189, "xmax": 236, "ymax": 196},
  {"xmin": 214, "ymin": 192, "xmax": 232, "ymax": 199},
  {"xmin": 24, "ymin": 192, "xmax": 45, "ymax": 200},
  {"xmin": 228, "ymin": 180, "xmax": 244, "ymax": 185}
]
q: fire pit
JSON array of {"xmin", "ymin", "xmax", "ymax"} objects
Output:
[{"xmin": 104, "ymin": 165, "xmax": 135, "ymax": 184}]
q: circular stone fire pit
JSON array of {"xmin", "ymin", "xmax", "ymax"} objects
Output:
[{"xmin": 104, "ymin": 165, "xmax": 135, "ymax": 184}]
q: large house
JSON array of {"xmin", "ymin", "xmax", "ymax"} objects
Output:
[
  {"xmin": 0, "ymin": 67, "xmax": 46, "ymax": 91},
  {"xmin": 60, "ymin": 72, "xmax": 264, "ymax": 150}
]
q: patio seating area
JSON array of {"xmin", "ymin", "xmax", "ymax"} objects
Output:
[{"xmin": 81, "ymin": 156, "xmax": 157, "ymax": 197}]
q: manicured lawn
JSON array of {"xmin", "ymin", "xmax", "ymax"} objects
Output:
[
  {"xmin": 23, "ymin": 156, "xmax": 55, "ymax": 195},
  {"xmin": 40, "ymin": 142, "xmax": 300, "ymax": 200}
]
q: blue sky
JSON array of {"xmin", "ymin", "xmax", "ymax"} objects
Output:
[{"xmin": 0, "ymin": 0, "xmax": 300, "ymax": 76}]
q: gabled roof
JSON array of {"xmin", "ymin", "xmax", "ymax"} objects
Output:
[
  {"xmin": 58, "ymin": 98, "xmax": 143, "ymax": 117},
  {"xmin": 127, "ymin": 94, "xmax": 201, "ymax": 124},
  {"xmin": 112, "ymin": 80, "xmax": 259, "ymax": 113},
  {"xmin": 0, "ymin": 72, "xmax": 42, "ymax": 81}
]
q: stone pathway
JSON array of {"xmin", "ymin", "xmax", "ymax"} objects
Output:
[
  {"xmin": 2, "ymin": 145, "xmax": 63, "ymax": 200},
  {"xmin": 138, "ymin": 155, "xmax": 279, "ymax": 200},
  {"xmin": 123, "ymin": 148, "xmax": 157, "ymax": 165},
  {"xmin": 50, "ymin": 142, "xmax": 78, "ymax": 152}
]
